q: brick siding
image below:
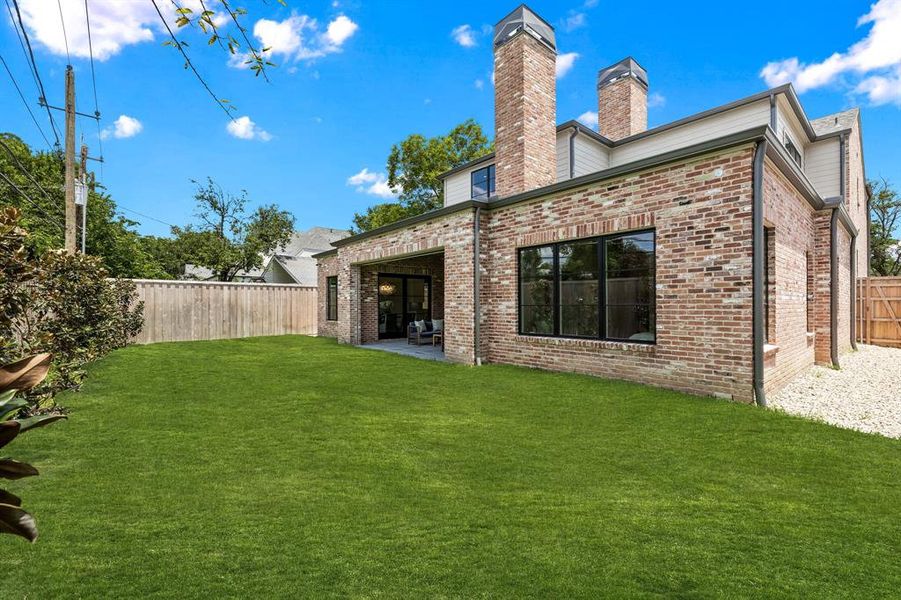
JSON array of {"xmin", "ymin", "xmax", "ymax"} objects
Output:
[{"xmin": 598, "ymin": 77, "xmax": 647, "ymax": 141}]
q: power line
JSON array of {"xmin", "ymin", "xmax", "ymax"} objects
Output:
[
  {"xmin": 9, "ymin": 0, "xmax": 62, "ymax": 147},
  {"xmin": 150, "ymin": 0, "xmax": 236, "ymax": 120},
  {"xmin": 4, "ymin": 0, "xmax": 39, "ymax": 96},
  {"xmin": 55, "ymin": 0, "xmax": 70, "ymax": 64},
  {"xmin": 0, "ymin": 135, "xmax": 57, "ymax": 203},
  {"xmin": 0, "ymin": 53, "xmax": 52, "ymax": 148},
  {"xmin": 83, "ymin": 0, "xmax": 104, "ymax": 180},
  {"xmin": 117, "ymin": 205, "xmax": 176, "ymax": 228},
  {"xmin": 0, "ymin": 169, "xmax": 66, "ymax": 231}
]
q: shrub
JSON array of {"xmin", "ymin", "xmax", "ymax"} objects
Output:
[{"xmin": 0, "ymin": 208, "xmax": 144, "ymax": 409}]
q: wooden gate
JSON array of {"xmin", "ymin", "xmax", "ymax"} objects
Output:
[{"xmin": 857, "ymin": 277, "xmax": 901, "ymax": 348}]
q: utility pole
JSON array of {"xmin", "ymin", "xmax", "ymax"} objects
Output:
[
  {"xmin": 64, "ymin": 65, "xmax": 76, "ymax": 255},
  {"xmin": 79, "ymin": 143, "xmax": 88, "ymax": 254}
]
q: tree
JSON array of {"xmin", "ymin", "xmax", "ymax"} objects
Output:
[
  {"xmin": 0, "ymin": 134, "xmax": 165, "ymax": 279},
  {"xmin": 172, "ymin": 178, "xmax": 295, "ymax": 281},
  {"xmin": 870, "ymin": 178, "xmax": 901, "ymax": 276},
  {"xmin": 352, "ymin": 119, "xmax": 492, "ymax": 233}
]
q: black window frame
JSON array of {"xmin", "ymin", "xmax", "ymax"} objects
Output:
[
  {"xmin": 326, "ymin": 276, "xmax": 338, "ymax": 321},
  {"xmin": 517, "ymin": 229, "xmax": 656, "ymax": 344},
  {"xmin": 470, "ymin": 164, "xmax": 496, "ymax": 200},
  {"xmin": 783, "ymin": 132, "xmax": 802, "ymax": 168}
]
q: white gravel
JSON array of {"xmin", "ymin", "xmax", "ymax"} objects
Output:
[{"xmin": 770, "ymin": 344, "xmax": 901, "ymax": 439}]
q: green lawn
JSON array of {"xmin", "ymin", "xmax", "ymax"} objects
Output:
[{"xmin": 5, "ymin": 336, "xmax": 900, "ymax": 597}]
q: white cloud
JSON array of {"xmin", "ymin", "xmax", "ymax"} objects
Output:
[
  {"xmin": 562, "ymin": 12, "xmax": 586, "ymax": 32},
  {"xmin": 347, "ymin": 168, "xmax": 397, "ymax": 199},
  {"xmin": 556, "ymin": 52, "xmax": 580, "ymax": 79},
  {"xmin": 648, "ymin": 92, "xmax": 666, "ymax": 108},
  {"xmin": 226, "ymin": 116, "xmax": 272, "ymax": 141},
  {"xmin": 236, "ymin": 13, "xmax": 358, "ymax": 67},
  {"xmin": 14, "ymin": 0, "xmax": 233, "ymax": 60},
  {"xmin": 451, "ymin": 24, "xmax": 477, "ymax": 48},
  {"xmin": 474, "ymin": 78, "xmax": 485, "ymax": 90},
  {"xmin": 577, "ymin": 110, "xmax": 598, "ymax": 130},
  {"xmin": 100, "ymin": 115, "xmax": 143, "ymax": 140},
  {"xmin": 760, "ymin": 0, "xmax": 901, "ymax": 105},
  {"xmin": 325, "ymin": 15, "xmax": 358, "ymax": 46}
]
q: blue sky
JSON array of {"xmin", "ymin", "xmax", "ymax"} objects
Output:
[{"xmin": 1, "ymin": 0, "xmax": 899, "ymax": 237}]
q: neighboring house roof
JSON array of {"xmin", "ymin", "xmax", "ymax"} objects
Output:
[
  {"xmin": 184, "ymin": 226, "xmax": 349, "ymax": 283},
  {"xmin": 810, "ymin": 108, "xmax": 860, "ymax": 136}
]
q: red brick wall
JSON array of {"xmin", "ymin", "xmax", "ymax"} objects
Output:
[
  {"xmin": 359, "ymin": 255, "xmax": 444, "ymax": 344},
  {"xmin": 762, "ymin": 160, "xmax": 817, "ymax": 392},
  {"xmin": 316, "ymin": 254, "xmax": 341, "ymax": 339},
  {"xmin": 845, "ymin": 123, "xmax": 868, "ymax": 275},
  {"xmin": 494, "ymin": 32, "xmax": 556, "ymax": 197},
  {"xmin": 316, "ymin": 210, "xmax": 477, "ymax": 364},
  {"xmin": 599, "ymin": 77, "xmax": 647, "ymax": 141},
  {"xmin": 483, "ymin": 145, "xmax": 757, "ymax": 401}
]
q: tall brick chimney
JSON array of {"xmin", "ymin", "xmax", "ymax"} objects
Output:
[
  {"xmin": 598, "ymin": 57, "xmax": 648, "ymax": 141},
  {"xmin": 493, "ymin": 5, "xmax": 557, "ymax": 198}
]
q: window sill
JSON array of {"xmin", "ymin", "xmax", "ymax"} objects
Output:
[
  {"xmin": 764, "ymin": 343, "xmax": 779, "ymax": 357},
  {"xmin": 515, "ymin": 335, "xmax": 656, "ymax": 353}
]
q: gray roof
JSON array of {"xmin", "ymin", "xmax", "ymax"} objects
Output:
[
  {"xmin": 598, "ymin": 57, "xmax": 648, "ymax": 90},
  {"xmin": 810, "ymin": 108, "xmax": 859, "ymax": 136},
  {"xmin": 494, "ymin": 4, "xmax": 555, "ymax": 50},
  {"xmin": 276, "ymin": 226, "xmax": 350, "ymax": 257}
]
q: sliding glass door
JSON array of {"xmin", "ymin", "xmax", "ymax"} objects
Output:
[{"xmin": 378, "ymin": 274, "xmax": 431, "ymax": 339}]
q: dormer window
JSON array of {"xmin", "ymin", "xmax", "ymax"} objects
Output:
[
  {"xmin": 471, "ymin": 164, "xmax": 496, "ymax": 200},
  {"xmin": 783, "ymin": 132, "xmax": 802, "ymax": 168}
]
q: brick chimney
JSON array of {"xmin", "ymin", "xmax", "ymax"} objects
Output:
[
  {"xmin": 597, "ymin": 57, "xmax": 648, "ymax": 141},
  {"xmin": 493, "ymin": 5, "xmax": 557, "ymax": 198}
]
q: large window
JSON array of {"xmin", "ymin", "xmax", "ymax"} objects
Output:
[
  {"xmin": 518, "ymin": 231, "xmax": 656, "ymax": 343},
  {"xmin": 471, "ymin": 164, "xmax": 496, "ymax": 200},
  {"xmin": 326, "ymin": 276, "xmax": 338, "ymax": 321}
]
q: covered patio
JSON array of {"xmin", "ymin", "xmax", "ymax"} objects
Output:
[{"xmin": 362, "ymin": 338, "xmax": 447, "ymax": 361}]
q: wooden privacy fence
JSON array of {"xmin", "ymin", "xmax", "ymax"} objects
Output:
[
  {"xmin": 857, "ymin": 277, "xmax": 901, "ymax": 348},
  {"xmin": 130, "ymin": 279, "xmax": 318, "ymax": 344}
]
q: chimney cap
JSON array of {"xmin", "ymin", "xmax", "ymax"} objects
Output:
[
  {"xmin": 494, "ymin": 4, "xmax": 556, "ymax": 51},
  {"xmin": 598, "ymin": 57, "xmax": 648, "ymax": 90}
]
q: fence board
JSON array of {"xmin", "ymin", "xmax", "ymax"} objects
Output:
[
  {"xmin": 129, "ymin": 279, "xmax": 318, "ymax": 344},
  {"xmin": 857, "ymin": 277, "xmax": 901, "ymax": 348}
]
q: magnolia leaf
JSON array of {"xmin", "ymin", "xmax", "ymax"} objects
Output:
[
  {"xmin": 0, "ymin": 504, "xmax": 37, "ymax": 542},
  {"xmin": 0, "ymin": 421, "xmax": 20, "ymax": 449},
  {"xmin": 0, "ymin": 488, "xmax": 22, "ymax": 507},
  {"xmin": 0, "ymin": 390, "xmax": 15, "ymax": 405},
  {"xmin": 15, "ymin": 414, "xmax": 66, "ymax": 433},
  {"xmin": 0, "ymin": 354, "xmax": 51, "ymax": 392},
  {"xmin": 0, "ymin": 459, "xmax": 38, "ymax": 480},
  {"xmin": 0, "ymin": 396, "xmax": 27, "ymax": 421}
]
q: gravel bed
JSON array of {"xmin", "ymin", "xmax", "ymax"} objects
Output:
[{"xmin": 770, "ymin": 344, "xmax": 901, "ymax": 439}]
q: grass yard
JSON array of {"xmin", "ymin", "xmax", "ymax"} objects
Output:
[{"xmin": 5, "ymin": 336, "xmax": 900, "ymax": 597}]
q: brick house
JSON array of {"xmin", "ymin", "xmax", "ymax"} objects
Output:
[{"xmin": 315, "ymin": 5, "xmax": 867, "ymax": 405}]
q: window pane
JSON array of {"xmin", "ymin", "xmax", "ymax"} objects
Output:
[
  {"xmin": 520, "ymin": 246, "xmax": 555, "ymax": 334},
  {"xmin": 327, "ymin": 277, "xmax": 338, "ymax": 321},
  {"xmin": 487, "ymin": 164, "xmax": 496, "ymax": 197},
  {"xmin": 606, "ymin": 232, "xmax": 655, "ymax": 341},
  {"xmin": 559, "ymin": 241, "xmax": 599, "ymax": 337},
  {"xmin": 471, "ymin": 167, "xmax": 489, "ymax": 199}
]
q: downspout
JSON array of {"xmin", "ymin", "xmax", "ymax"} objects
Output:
[
  {"xmin": 473, "ymin": 206, "xmax": 482, "ymax": 366},
  {"xmin": 830, "ymin": 208, "xmax": 840, "ymax": 368},
  {"xmin": 568, "ymin": 126, "xmax": 579, "ymax": 179},
  {"xmin": 769, "ymin": 93, "xmax": 777, "ymax": 131},
  {"xmin": 752, "ymin": 139, "xmax": 768, "ymax": 407},
  {"xmin": 851, "ymin": 233, "xmax": 858, "ymax": 351}
]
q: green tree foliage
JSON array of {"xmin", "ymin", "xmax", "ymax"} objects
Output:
[
  {"xmin": 0, "ymin": 208, "xmax": 143, "ymax": 409},
  {"xmin": 0, "ymin": 134, "xmax": 164, "ymax": 278},
  {"xmin": 352, "ymin": 119, "xmax": 492, "ymax": 233},
  {"xmin": 172, "ymin": 178, "xmax": 295, "ymax": 281},
  {"xmin": 139, "ymin": 235, "xmax": 188, "ymax": 280},
  {"xmin": 869, "ymin": 178, "xmax": 901, "ymax": 276}
]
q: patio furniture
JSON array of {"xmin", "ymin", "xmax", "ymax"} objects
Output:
[
  {"xmin": 407, "ymin": 320, "xmax": 443, "ymax": 346},
  {"xmin": 432, "ymin": 331, "xmax": 443, "ymax": 348}
]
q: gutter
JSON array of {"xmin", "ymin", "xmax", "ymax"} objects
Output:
[
  {"xmin": 752, "ymin": 139, "xmax": 768, "ymax": 407},
  {"xmin": 568, "ymin": 125, "xmax": 579, "ymax": 179},
  {"xmin": 473, "ymin": 206, "xmax": 482, "ymax": 365},
  {"xmin": 851, "ymin": 234, "xmax": 858, "ymax": 351}
]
